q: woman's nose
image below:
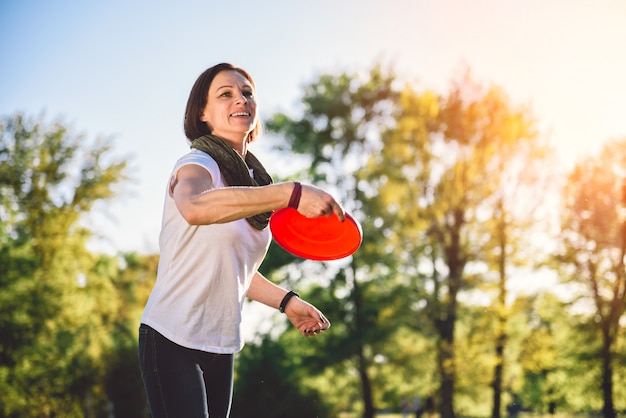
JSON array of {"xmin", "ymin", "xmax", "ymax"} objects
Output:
[{"xmin": 236, "ymin": 92, "xmax": 248, "ymax": 103}]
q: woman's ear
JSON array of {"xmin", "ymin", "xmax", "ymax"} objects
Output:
[{"xmin": 199, "ymin": 113, "xmax": 212, "ymax": 131}]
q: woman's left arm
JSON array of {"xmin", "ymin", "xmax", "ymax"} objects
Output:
[{"xmin": 247, "ymin": 271, "xmax": 330, "ymax": 337}]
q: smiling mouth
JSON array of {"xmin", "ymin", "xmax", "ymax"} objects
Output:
[{"xmin": 230, "ymin": 112, "xmax": 250, "ymax": 117}]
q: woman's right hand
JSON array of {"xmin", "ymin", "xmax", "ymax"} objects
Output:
[{"xmin": 296, "ymin": 183, "xmax": 345, "ymax": 221}]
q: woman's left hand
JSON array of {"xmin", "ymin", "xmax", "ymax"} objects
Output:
[{"xmin": 284, "ymin": 298, "xmax": 331, "ymax": 337}]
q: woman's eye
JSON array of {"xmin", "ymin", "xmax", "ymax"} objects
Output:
[{"xmin": 218, "ymin": 90, "xmax": 253, "ymax": 99}]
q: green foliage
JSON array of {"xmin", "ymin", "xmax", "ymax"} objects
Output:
[
  {"xmin": 512, "ymin": 294, "xmax": 574, "ymax": 412},
  {"xmin": 232, "ymin": 335, "xmax": 333, "ymax": 418},
  {"xmin": 265, "ymin": 63, "xmax": 398, "ymax": 189},
  {"xmin": 555, "ymin": 138, "xmax": 626, "ymax": 417},
  {"xmin": 102, "ymin": 252, "xmax": 157, "ymax": 418},
  {"xmin": 265, "ymin": 63, "xmax": 403, "ymax": 418},
  {"xmin": 0, "ymin": 112, "xmax": 152, "ymax": 417},
  {"xmin": 261, "ymin": 63, "xmax": 585, "ymax": 418},
  {"xmin": 360, "ymin": 67, "xmax": 548, "ymax": 418}
]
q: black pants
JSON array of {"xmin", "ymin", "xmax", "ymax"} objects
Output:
[{"xmin": 138, "ymin": 324, "xmax": 234, "ymax": 418}]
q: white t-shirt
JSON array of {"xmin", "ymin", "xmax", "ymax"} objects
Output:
[{"xmin": 140, "ymin": 149, "xmax": 271, "ymax": 353}]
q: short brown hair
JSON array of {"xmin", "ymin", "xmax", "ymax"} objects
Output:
[{"xmin": 183, "ymin": 63, "xmax": 261, "ymax": 142}]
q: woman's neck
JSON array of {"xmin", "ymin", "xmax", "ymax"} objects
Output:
[{"xmin": 217, "ymin": 134, "xmax": 247, "ymax": 158}]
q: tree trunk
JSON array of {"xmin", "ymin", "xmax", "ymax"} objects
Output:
[
  {"xmin": 600, "ymin": 326, "xmax": 615, "ymax": 418},
  {"xmin": 358, "ymin": 349, "xmax": 375, "ymax": 418},
  {"xmin": 435, "ymin": 210, "xmax": 464, "ymax": 418},
  {"xmin": 437, "ymin": 270, "xmax": 459, "ymax": 418},
  {"xmin": 437, "ymin": 314, "xmax": 456, "ymax": 418},
  {"xmin": 492, "ymin": 200, "xmax": 507, "ymax": 418},
  {"xmin": 351, "ymin": 265, "xmax": 375, "ymax": 418},
  {"xmin": 491, "ymin": 332, "xmax": 505, "ymax": 418}
]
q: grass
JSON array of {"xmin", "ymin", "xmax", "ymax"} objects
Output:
[
  {"xmin": 338, "ymin": 414, "xmax": 604, "ymax": 418},
  {"xmin": 338, "ymin": 413, "xmax": 426, "ymax": 418}
]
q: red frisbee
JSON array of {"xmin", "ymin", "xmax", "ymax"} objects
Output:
[{"xmin": 269, "ymin": 208, "xmax": 362, "ymax": 260}]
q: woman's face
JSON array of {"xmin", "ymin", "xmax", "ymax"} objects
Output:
[{"xmin": 200, "ymin": 70, "xmax": 258, "ymax": 142}]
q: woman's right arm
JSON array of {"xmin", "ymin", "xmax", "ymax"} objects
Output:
[{"xmin": 171, "ymin": 164, "xmax": 345, "ymax": 225}]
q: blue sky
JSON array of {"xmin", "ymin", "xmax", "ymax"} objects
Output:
[{"xmin": 2, "ymin": 0, "xmax": 626, "ymax": 254}]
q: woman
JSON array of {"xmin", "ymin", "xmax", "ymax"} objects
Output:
[{"xmin": 138, "ymin": 63, "xmax": 343, "ymax": 418}]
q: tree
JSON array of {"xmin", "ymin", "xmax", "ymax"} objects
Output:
[
  {"xmin": 475, "ymin": 89, "xmax": 551, "ymax": 418},
  {"xmin": 366, "ymin": 69, "xmax": 541, "ymax": 418},
  {"xmin": 511, "ymin": 291, "xmax": 605, "ymax": 414},
  {"xmin": 231, "ymin": 334, "xmax": 333, "ymax": 418},
  {"xmin": 102, "ymin": 252, "xmax": 158, "ymax": 418},
  {"xmin": 555, "ymin": 138, "xmax": 626, "ymax": 418},
  {"xmin": 266, "ymin": 64, "xmax": 401, "ymax": 418},
  {"xmin": 0, "ymin": 112, "xmax": 128, "ymax": 417}
]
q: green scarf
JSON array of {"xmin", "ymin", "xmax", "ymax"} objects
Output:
[{"xmin": 190, "ymin": 134, "xmax": 273, "ymax": 230}]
